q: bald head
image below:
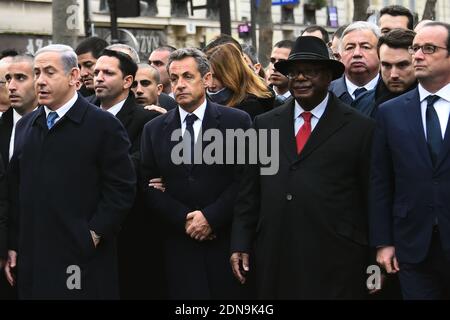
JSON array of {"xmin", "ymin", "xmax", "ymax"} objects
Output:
[{"xmin": 132, "ymin": 63, "xmax": 163, "ymax": 106}]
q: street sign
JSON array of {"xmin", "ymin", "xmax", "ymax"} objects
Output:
[
  {"xmin": 272, "ymin": 0, "xmax": 300, "ymax": 5},
  {"xmin": 256, "ymin": 0, "xmax": 300, "ymax": 6}
]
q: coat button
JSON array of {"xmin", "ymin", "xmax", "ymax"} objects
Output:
[{"xmin": 286, "ymin": 193, "xmax": 293, "ymax": 201}]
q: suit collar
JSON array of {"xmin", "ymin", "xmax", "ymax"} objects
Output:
[
  {"xmin": 275, "ymin": 93, "xmax": 350, "ymax": 164},
  {"xmin": 31, "ymin": 93, "xmax": 88, "ymax": 129},
  {"xmin": 115, "ymin": 93, "xmax": 136, "ymax": 125},
  {"xmin": 404, "ymin": 88, "xmax": 434, "ymax": 168},
  {"xmin": 297, "ymin": 94, "xmax": 350, "ymax": 162}
]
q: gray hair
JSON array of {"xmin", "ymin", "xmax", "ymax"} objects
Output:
[
  {"xmin": 137, "ymin": 63, "xmax": 160, "ymax": 84},
  {"xmin": 340, "ymin": 21, "xmax": 381, "ymax": 52},
  {"xmin": 107, "ymin": 43, "xmax": 140, "ymax": 63},
  {"xmin": 35, "ymin": 44, "xmax": 78, "ymax": 74},
  {"xmin": 167, "ymin": 48, "xmax": 210, "ymax": 77}
]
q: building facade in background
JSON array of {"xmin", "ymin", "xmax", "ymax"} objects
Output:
[{"xmin": 0, "ymin": 0, "xmax": 449, "ymax": 62}]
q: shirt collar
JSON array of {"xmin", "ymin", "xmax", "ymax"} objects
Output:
[
  {"xmin": 102, "ymin": 98, "xmax": 127, "ymax": 116},
  {"xmin": 44, "ymin": 92, "xmax": 78, "ymax": 119},
  {"xmin": 418, "ymin": 83, "xmax": 450, "ymax": 103},
  {"xmin": 294, "ymin": 93, "xmax": 329, "ymax": 120},
  {"xmin": 178, "ymin": 98, "xmax": 207, "ymax": 124},
  {"xmin": 345, "ymin": 74, "xmax": 379, "ymax": 96},
  {"xmin": 12, "ymin": 109, "xmax": 22, "ymax": 126}
]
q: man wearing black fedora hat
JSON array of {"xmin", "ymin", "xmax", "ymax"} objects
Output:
[{"xmin": 231, "ymin": 36, "xmax": 375, "ymax": 299}]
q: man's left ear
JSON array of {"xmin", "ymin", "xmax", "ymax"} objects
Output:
[
  {"xmin": 203, "ymin": 72, "xmax": 212, "ymax": 88},
  {"xmin": 123, "ymin": 75, "xmax": 134, "ymax": 89},
  {"xmin": 69, "ymin": 68, "xmax": 80, "ymax": 86}
]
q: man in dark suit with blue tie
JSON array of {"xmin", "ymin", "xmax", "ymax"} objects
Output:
[
  {"xmin": 140, "ymin": 48, "xmax": 252, "ymax": 299},
  {"xmin": 370, "ymin": 22, "xmax": 450, "ymax": 299},
  {"xmin": 3, "ymin": 44, "xmax": 136, "ymax": 299}
]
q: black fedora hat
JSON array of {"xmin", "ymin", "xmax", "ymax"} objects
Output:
[{"xmin": 274, "ymin": 36, "xmax": 345, "ymax": 80}]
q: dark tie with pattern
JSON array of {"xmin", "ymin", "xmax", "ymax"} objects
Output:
[
  {"xmin": 184, "ymin": 113, "xmax": 198, "ymax": 165},
  {"xmin": 426, "ymin": 95, "xmax": 442, "ymax": 166},
  {"xmin": 47, "ymin": 111, "xmax": 59, "ymax": 129},
  {"xmin": 353, "ymin": 87, "xmax": 367, "ymax": 99}
]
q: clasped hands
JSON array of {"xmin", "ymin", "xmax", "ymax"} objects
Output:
[{"xmin": 149, "ymin": 177, "xmax": 215, "ymax": 241}]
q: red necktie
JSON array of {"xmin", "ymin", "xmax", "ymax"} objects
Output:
[{"xmin": 296, "ymin": 112, "xmax": 312, "ymax": 154}]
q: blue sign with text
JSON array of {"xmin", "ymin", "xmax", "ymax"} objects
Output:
[
  {"xmin": 272, "ymin": 0, "xmax": 300, "ymax": 5},
  {"xmin": 256, "ymin": 0, "xmax": 300, "ymax": 6}
]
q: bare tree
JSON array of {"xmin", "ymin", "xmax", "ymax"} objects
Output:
[
  {"xmin": 52, "ymin": 0, "xmax": 79, "ymax": 47},
  {"xmin": 353, "ymin": 0, "xmax": 369, "ymax": 21},
  {"xmin": 422, "ymin": 0, "xmax": 437, "ymax": 20},
  {"xmin": 258, "ymin": 0, "xmax": 273, "ymax": 67}
]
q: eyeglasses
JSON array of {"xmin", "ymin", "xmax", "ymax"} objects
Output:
[
  {"xmin": 287, "ymin": 68, "xmax": 325, "ymax": 80},
  {"xmin": 408, "ymin": 44, "xmax": 448, "ymax": 55},
  {"xmin": 131, "ymin": 80, "xmax": 152, "ymax": 88}
]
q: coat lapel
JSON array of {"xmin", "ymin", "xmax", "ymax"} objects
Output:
[
  {"xmin": 296, "ymin": 94, "xmax": 349, "ymax": 163},
  {"xmin": 435, "ymin": 108, "xmax": 450, "ymax": 170},
  {"xmin": 115, "ymin": 94, "xmax": 135, "ymax": 129},
  {"xmin": 274, "ymin": 100, "xmax": 298, "ymax": 165},
  {"xmin": 200, "ymin": 101, "xmax": 220, "ymax": 150},
  {"xmin": 403, "ymin": 89, "xmax": 433, "ymax": 168}
]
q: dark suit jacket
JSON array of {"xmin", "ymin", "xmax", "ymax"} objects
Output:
[
  {"xmin": 115, "ymin": 93, "xmax": 160, "ymax": 168},
  {"xmin": 370, "ymin": 88, "xmax": 450, "ymax": 264},
  {"xmin": 8, "ymin": 94, "xmax": 136, "ymax": 299},
  {"xmin": 329, "ymin": 75, "xmax": 354, "ymax": 105},
  {"xmin": 231, "ymin": 93, "xmax": 375, "ymax": 299},
  {"xmin": 0, "ymin": 108, "xmax": 13, "ymax": 166},
  {"xmin": 0, "ymin": 154, "xmax": 7, "ymax": 258},
  {"xmin": 114, "ymin": 93, "xmax": 161, "ymax": 299},
  {"xmin": 159, "ymin": 92, "xmax": 177, "ymax": 111},
  {"xmin": 140, "ymin": 101, "xmax": 252, "ymax": 299}
]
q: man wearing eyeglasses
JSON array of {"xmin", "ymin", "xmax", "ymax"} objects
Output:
[
  {"xmin": 231, "ymin": 36, "xmax": 375, "ymax": 299},
  {"xmin": 370, "ymin": 22, "xmax": 450, "ymax": 299}
]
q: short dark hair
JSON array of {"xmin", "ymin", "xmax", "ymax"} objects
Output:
[
  {"xmin": 380, "ymin": 5, "xmax": 414, "ymax": 30},
  {"xmin": 377, "ymin": 28, "xmax": 416, "ymax": 55},
  {"xmin": 99, "ymin": 49, "xmax": 138, "ymax": 79},
  {"xmin": 421, "ymin": 21, "xmax": 450, "ymax": 52},
  {"xmin": 274, "ymin": 39, "xmax": 295, "ymax": 50},
  {"xmin": 241, "ymin": 43, "xmax": 258, "ymax": 65},
  {"xmin": 75, "ymin": 36, "xmax": 109, "ymax": 59},
  {"xmin": 203, "ymin": 34, "xmax": 243, "ymax": 53},
  {"xmin": 302, "ymin": 25, "xmax": 330, "ymax": 43},
  {"xmin": 0, "ymin": 49, "xmax": 19, "ymax": 60},
  {"xmin": 168, "ymin": 48, "xmax": 210, "ymax": 77}
]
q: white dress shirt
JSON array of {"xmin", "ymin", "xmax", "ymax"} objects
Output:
[
  {"xmin": 345, "ymin": 74, "xmax": 380, "ymax": 100},
  {"xmin": 9, "ymin": 109, "xmax": 22, "ymax": 160},
  {"xmin": 101, "ymin": 98, "xmax": 127, "ymax": 116},
  {"xmin": 294, "ymin": 93, "xmax": 329, "ymax": 135},
  {"xmin": 44, "ymin": 92, "xmax": 78, "ymax": 122},
  {"xmin": 178, "ymin": 98, "xmax": 207, "ymax": 142},
  {"xmin": 418, "ymin": 83, "xmax": 450, "ymax": 139}
]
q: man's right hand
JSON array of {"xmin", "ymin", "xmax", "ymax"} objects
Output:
[
  {"xmin": 376, "ymin": 246, "xmax": 400, "ymax": 274},
  {"xmin": 144, "ymin": 105, "xmax": 167, "ymax": 114},
  {"xmin": 4, "ymin": 250, "xmax": 17, "ymax": 286},
  {"xmin": 230, "ymin": 252, "xmax": 249, "ymax": 284}
]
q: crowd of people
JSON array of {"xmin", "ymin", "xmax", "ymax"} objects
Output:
[{"xmin": 0, "ymin": 4, "xmax": 450, "ymax": 300}]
